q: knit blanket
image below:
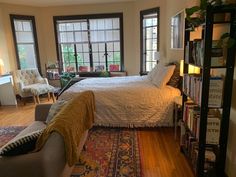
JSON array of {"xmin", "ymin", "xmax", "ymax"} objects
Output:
[{"xmin": 35, "ymin": 91, "xmax": 95, "ymax": 166}]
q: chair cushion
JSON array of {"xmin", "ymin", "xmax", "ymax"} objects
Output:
[{"xmin": 23, "ymin": 83, "xmax": 55, "ymax": 95}]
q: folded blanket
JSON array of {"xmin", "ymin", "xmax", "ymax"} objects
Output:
[{"xmin": 35, "ymin": 90, "xmax": 95, "ymax": 166}]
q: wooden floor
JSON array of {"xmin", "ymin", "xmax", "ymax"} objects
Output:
[{"xmin": 0, "ymin": 99, "xmax": 194, "ymax": 177}]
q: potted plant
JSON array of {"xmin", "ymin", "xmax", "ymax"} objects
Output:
[{"xmin": 185, "ymin": 0, "xmax": 236, "ymax": 48}]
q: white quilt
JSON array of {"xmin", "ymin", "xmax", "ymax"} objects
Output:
[{"xmin": 59, "ymin": 76, "xmax": 180, "ymax": 127}]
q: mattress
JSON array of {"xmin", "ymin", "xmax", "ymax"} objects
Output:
[{"xmin": 59, "ymin": 76, "xmax": 180, "ymax": 127}]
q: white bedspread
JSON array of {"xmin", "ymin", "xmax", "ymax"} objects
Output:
[{"xmin": 59, "ymin": 76, "xmax": 180, "ymax": 127}]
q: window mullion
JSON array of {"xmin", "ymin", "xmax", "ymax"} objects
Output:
[{"xmin": 87, "ymin": 19, "xmax": 93, "ymax": 70}]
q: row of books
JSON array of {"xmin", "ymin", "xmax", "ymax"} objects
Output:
[
  {"xmin": 183, "ymin": 102, "xmax": 221, "ymax": 145},
  {"xmin": 180, "ymin": 127, "xmax": 216, "ymax": 174},
  {"xmin": 185, "ymin": 40, "xmax": 225, "ymax": 67},
  {"xmin": 183, "ymin": 74, "xmax": 223, "ymax": 107}
]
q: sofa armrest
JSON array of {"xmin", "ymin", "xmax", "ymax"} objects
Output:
[{"xmin": 35, "ymin": 104, "xmax": 52, "ymax": 121}]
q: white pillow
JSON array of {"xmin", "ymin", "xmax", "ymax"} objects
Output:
[
  {"xmin": 147, "ymin": 64, "xmax": 158, "ymax": 81},
  {"xmin": 152, "ymin": 64, "xmax": 176, "ymax": 88}
]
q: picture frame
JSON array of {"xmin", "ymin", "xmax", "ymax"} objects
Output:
[{"xmin": 171, "ymin": 10, "xmax": 185, "ymax": 49}]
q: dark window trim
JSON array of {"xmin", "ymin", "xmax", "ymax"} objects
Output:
[
  {"xmin": 140, "ymin": 7, "xmax": 160, "ymax": 74},
  {"xmin": 10, "ymin": 14, "xmax": 41, "ymax": 73},
  {"xmin": 53, "ymin": 13, "xmax": 124, "ymax": 73}
]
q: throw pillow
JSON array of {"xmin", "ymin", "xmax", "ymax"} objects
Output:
[
  {"xmin": 152, "ymin": 64, "xmax": 176, "ymax": 88},
  {"xmin": 147, "ymin": 64, "xmax": 158, "ymax": 81},
  {"xmin": 46, "ymin": 100, "xmax": 67, "ymax": 124},
  {"xmin": 0, "ymin": 129, "xmax": 44, "ymax": 156},
  {"xmin": 167, "ymin": 62, "xmax": 182, "ymax": 88}
]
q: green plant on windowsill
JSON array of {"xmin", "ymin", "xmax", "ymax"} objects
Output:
[
  {"xmin": 99, "ymin": 71, "xmax": 110, "ymax": 77},
  {"xmin": 185, "ymin": 0, "xmax": 236, "ymax": 48}
]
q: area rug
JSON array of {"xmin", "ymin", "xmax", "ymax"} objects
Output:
[{"xmin": 0, "ymin": 126, "xmax": 142, "ymax": 177}]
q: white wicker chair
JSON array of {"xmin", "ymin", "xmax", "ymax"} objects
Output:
[{"xmin": 14, "ymin": 68, "xmax": 55, "ymax": 104}]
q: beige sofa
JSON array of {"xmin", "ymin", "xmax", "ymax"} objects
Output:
[{"xmin": 0, "ymin": 104, "xmax": 88, "ymax": 177}]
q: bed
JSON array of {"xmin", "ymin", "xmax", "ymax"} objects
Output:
[{"xmin": 59, "ymin": 74, "xmax": 180, "ymax": 127}]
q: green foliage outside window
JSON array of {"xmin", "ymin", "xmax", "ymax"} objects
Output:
[{"xmin": 18, "ymin": 45, "xmax": 27, "ymax": 69}]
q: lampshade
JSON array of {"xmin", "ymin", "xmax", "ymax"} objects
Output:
[
  {"xmin": 0, "ymin": 58, "xmax": 4, "ymax": 75},
  {"xmin": 179, "ymin": 59, "xmax": 200, "ymax": 76}
]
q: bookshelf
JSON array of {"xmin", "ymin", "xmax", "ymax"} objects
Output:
[{"xmin": 181, "ymin": 4, "xmax": 236, "ymax": 177}]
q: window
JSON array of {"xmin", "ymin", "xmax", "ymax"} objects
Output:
[
  {"xmin": 10, "ymin": 15, "xmax": 40, "ymax": 71},
  {"xmin": 140, "ymin": 7, "xmax": 160, "ymax": 74},
  {"xmin": 54, "ymin": 13, "xmax": 124, "ymax": 73}
]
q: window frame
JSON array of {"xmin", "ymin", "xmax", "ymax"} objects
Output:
[
  {"xmin": 140, "ymin": 7, "xmax": 160, "ymax": 74},
  {"xmin": 10, "ymin": 14, "xmax": 41, "ymax": 72},
  {"xmin": 53, "ymin": 13, "xmax": 124, "ymax": 73}
]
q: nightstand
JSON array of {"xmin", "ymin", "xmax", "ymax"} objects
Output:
[{"xmin": 174, "ymin": 96, "xmax": 182, "ymax": 140}]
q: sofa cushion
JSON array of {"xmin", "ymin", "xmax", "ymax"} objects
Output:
[
  {"xmin": 0, "ymin": 121, "xmax": 46, "ymax": 156},
  {"xmin": 46, "ymin": 100, "xmax": 68, "ymax": 124},
  {"xmin": 0, "ymin": 129, "xmax": 44, "ymax": 156}
]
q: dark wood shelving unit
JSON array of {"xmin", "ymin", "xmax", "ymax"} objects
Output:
[{"xmin": 181, "ymin": 4, "xmax": 236, "ymax": 177}]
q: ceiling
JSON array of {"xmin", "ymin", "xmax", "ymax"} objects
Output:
[{"xmin": 0, "ymin": 0, "xmax": 136, "ymax": 7}]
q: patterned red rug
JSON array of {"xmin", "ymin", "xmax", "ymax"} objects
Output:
[{"xmin": 0, "ymin": 126, "xmax": 143, "ymax": 177}]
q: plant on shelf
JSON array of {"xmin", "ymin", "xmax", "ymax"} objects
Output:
[
  {"xmin": 185, "ymin": 0, "xmax": 236, "ymax": 48},
  {"xmin": 185, "ymin": 0, "xmax": 222, "ymax": 30}
]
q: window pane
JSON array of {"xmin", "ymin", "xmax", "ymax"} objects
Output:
[
  {"xmin": 14, "ymin": 21, "xmax": 23, "ymax": 31},
  {"xmin": 92, "ymin": 43, "xmax": 98, "ymax": 52},
  {"xmin": 90, "ymin": 20, "xmax": 97, "ymax": 30},
  {"xmin": 83, "ymin": 43, "xmax": 89, "ymax": 52},
  {"xmin": 90, "ymin": 31, "xmax": 98, "ymax": 42},
  {"xmin": 97, "ymin": 19, "xmax": 105, "ymax": 30},
  {"xmin": 99, "ymin": 52, "xmax": 105, "ymax": 62},
  {"xmin": 97, "ymin": 31, "xmax": 105, "ymax": 42},
  {"xmin": 114, "ymin": 52, "xmax": 120, "ymax": 61},
  {"xmin": 98, "ymin": 43, "xmax": 105, "ymax": 51},
  {"xmin": 106, "ymin": 31, "xmax": 113, "ymax": 41},
  {"xmin": 93, "ymin": 52, "xmax": 99, "ymax": 62},
  {"xmin": 59, "ymin": 32, "xmax": 67, "ymax": 43},
  {"xmin": 82, "ymin": 32, "xmax": 88, "ymax": 42},
  {"xmin": 66, "ymin": 32, "xmax": 74, "ymax": 42},
  {"xmin": 113, "ymin": 30, "xmax": 120, "ymax": 41},
  {"xmin": 105, "ymin": 19, "xmax": 112, "ymax": 29},
  {"xmin": 75, "ymin": 32, "xmax": 81, "ymax": 42},
  {"xmin": 22, "ymin": 21, "xmax": 31, "ymax": 31},
  {"xmin": 73, "ymin": 23, "xmax": 81, "ymax": 30},
  {"xmin": 81, "ymin": 22, "xmax": 87, "ymax": 30},
  {"xmin": 16, "ymin": 32, "xmax": 34, "ymax": 43},
  {"xmin": 114, "ymin": 42, "xmax": 120, "ymax": 51},
  {"xmin": 76, "ymin": 44, "xmax": 83, "ymax": 52},
  {"xmin": 17, "ymin": 44, "xmax": 37, "ymax": 68},
  {"xmin": 66, "ymin": 23, "xmax": 74, "ymax": 31},
  {"xmin": 113, "ymin": 18, "xmax": 119, "ymax": 29},
  {"xmin": 107, "ymin": 42, "xmax": 113, "ymax": 51},
  {"xmin": 59, "ymin": 24, "xmax": 66, "ymax": 31}
]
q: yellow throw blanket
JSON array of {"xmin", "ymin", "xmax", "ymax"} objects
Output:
[{"xmin": 35, "ymin": 90, "xmax": 95, "ymax": 166}]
